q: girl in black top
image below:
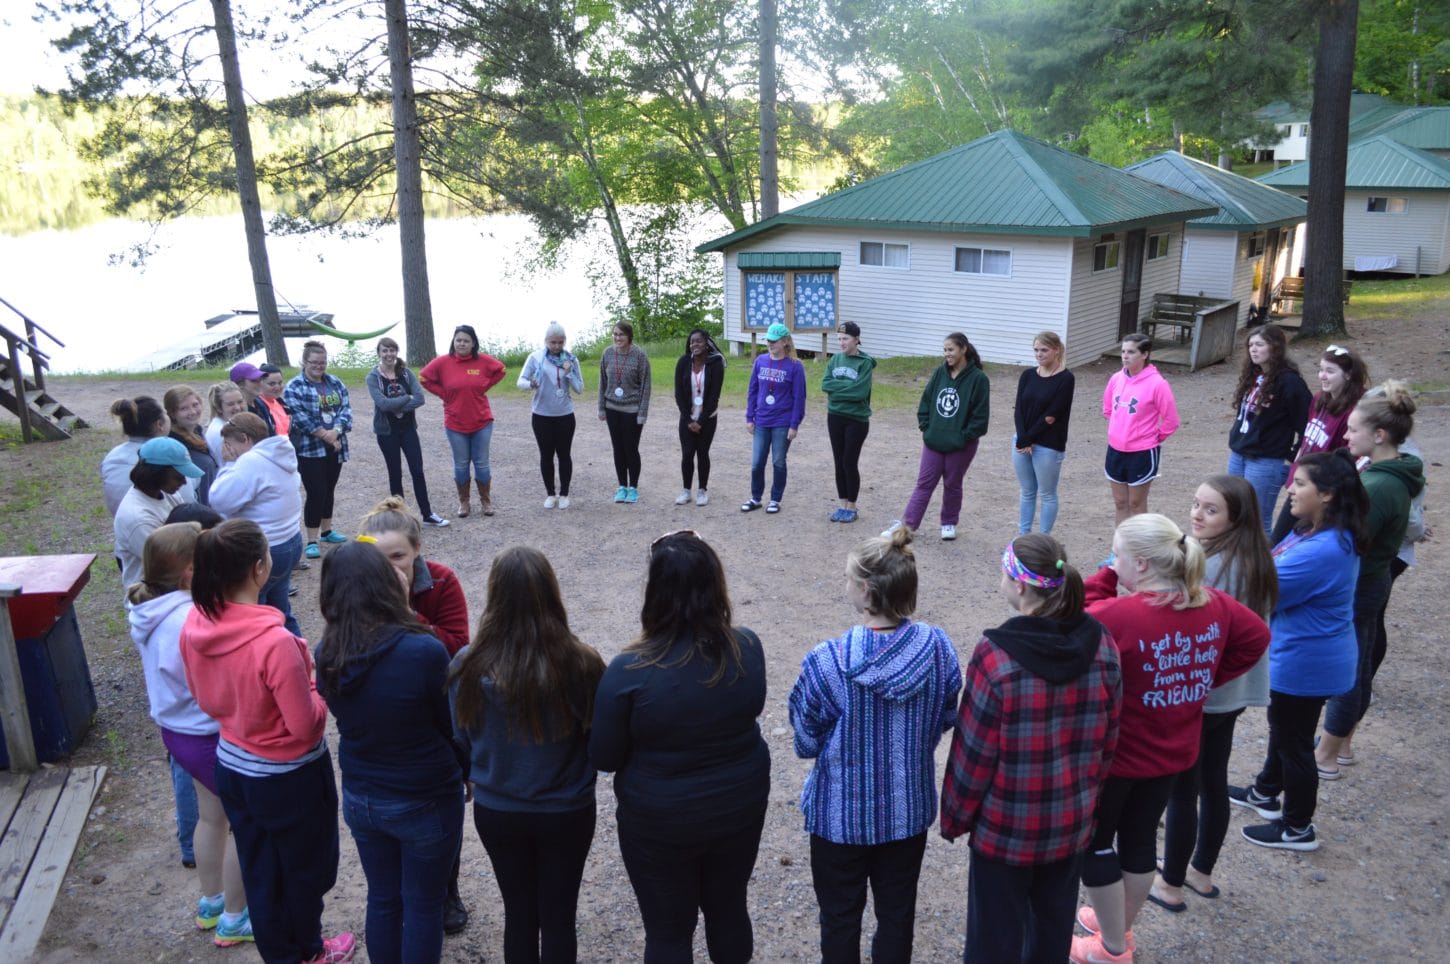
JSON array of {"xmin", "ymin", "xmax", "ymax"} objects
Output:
[
  {"xmin": 1012, "ymin": 331, "xmax": 1075, "ymax": 534},
  {"xmin": 673, "ymin": 329, "xmax": 726, "ymax": 507},
  {"xmin": 590, "ymin": 531, "xmax": 770, "ymax": 964},
  {"xmin": 1227, "ymin": 324, "xmax": 1311, "ymax": 533}
]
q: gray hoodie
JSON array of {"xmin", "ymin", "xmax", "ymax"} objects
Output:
[{"xmin": 209, "ymin": 435, "xmax": 303, "ymax": 545}]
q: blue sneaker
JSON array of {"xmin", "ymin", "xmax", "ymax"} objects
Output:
[
  {"xmin": 213, "ymin": 908, "xmax": 254, "ymax": 948},
  {"xmin": 625, "ymin": 487, "xmax": 639, "ymax": 503},
  {"xmin": 320, "ymin": 530, "xmax": 347, "ymax": 544},
  {"xmin": 304, "ymin": 542, "xmax": 321, "ymax": 559},
  {"xmin": 829, "ymin": 508, "xmax": 844, "ymax": 522},
  {"xmin": 840, "ymin": 509, "xmax": 859, "ymax": 524},
  {"xmin": 613, "ymin": 486, "xmax": 629, "ymax": 503},
  {"xmin": 196, "ymin": 893, "xmax": 225, "ymax": 930}
]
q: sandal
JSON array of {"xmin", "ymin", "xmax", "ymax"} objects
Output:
[
  {"xmin": 740, "ymin": 499, "xmax": 761, "ymax": 513},
  {"xmin": 766, "ymin": 501, "xmax": 781, "ymax": 514},
  {"xmin": 1317, "ymin": 764, "xmax": 1341, "ymax": 781}
]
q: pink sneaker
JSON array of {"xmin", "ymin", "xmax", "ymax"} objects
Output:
[
  {"xmin": 304, "ymin": 932, "xmax": 357, "ymax": 963},
  {"xmin": 1070, "ymin": 932, "xmax": 1134, "ymax": 963},
  {"xmin": 1075, "ymin": 906, "xmax": 1136, "ymax": 953}
]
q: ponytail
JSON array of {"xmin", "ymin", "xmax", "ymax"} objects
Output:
[
  {"xmin": 1004, "ymin": 534, "xmax": 1084, "ymax": 622},
  {"xmin": 190, "ymin": 519, "xmax": 270, "ymax": 620}
]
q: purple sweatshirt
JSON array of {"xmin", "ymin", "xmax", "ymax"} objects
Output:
[{"xmin": 745, "ymin": 355, "xmax": 807, "ymax": 430}]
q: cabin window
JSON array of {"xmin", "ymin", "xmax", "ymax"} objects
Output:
[
  {"xmin": 1280, "ymin": 125, "xmax": 1292, "ymax": 136},
  {"xmin": 859, "ymin": 241, "xmax": 910, "ymax": 269},
  {"xmin": 1366, "ymin": 196, "xmax": 1407, "ymax": 214},
  {"xmin": 1146, "ymin": 233, "xmax": 1170, "ymax": 261},
  {"xmin": 1093, "ymin": 238, "xmax": 1120, "ymax": 272},
  {"xmin": 1245, "ymin": 233, "xmax": 1266, "ymax": 259},
  {"xmin": 953, "ymin": 246, "xmax": 1011, "ymax": 277},
  {"xmin": 1298, "ymin": 124, "xmax": 1309, "ymax": 137}
]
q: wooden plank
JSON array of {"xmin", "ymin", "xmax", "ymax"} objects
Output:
[
  {"xmin": 0, "ymin": 766, "xmax": 105, "ymax": 960},
  {"xmin": 0, "ymin": 773, "xmax": 26, "ymax": 838},
  {"xmin": 0, "ymin": 584, "xmax": 37, "ymax": 773},
  {"xmin": 0, "ymin": 767, "xmax": 66, "ymax": 934}
]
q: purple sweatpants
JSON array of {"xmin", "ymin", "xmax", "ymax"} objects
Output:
[{"xmin": 903, "ymin": 440, "xmax": 979, "ymax": 529}]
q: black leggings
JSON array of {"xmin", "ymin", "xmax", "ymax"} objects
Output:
[
  {"xmin": 1372, "ymin": 557, "xmax": 1409, "ymax": 682},
  {"xmin": 297, "ymin": 453, "xmax": 344, "ymax": 530},
  {"xmin": 826, "ymin": 412, "xmax": 870, "ymax": 502},
  {"xmin": 1160, "ymin": 708, "xmax": 1244, "ymax": 885},
  {"xmin": 679, "ymin": 415, "xmax": 718, "ymax": 489},
  {"xmin": 376, "ymin": 424, "xmax": 434, "ymax": 517},
  {"xmin": 532, "ymin": 413, "xmax": 576, "ymax": 496},
  {"xmin": 604, "ymin": 409, "xmax": 643, "ymax": 487},
  {"xmin": 1082, "ymin": 773, "xmax": 1176, "ymax": 887},
  {"xmin": 1253, "ymin": 690, "xmax": 1327, "ymax": 828}
]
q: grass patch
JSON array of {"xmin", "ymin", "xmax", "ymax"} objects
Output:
[{"xmin": 1347, "ymin": 272, "xmax": 1450, "ymax": 321}]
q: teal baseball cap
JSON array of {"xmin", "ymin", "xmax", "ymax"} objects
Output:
[
  {"xmin": 766, "ymin": 323, "xmax": 789, "ymax": 341},
  {"xmin": 139, "ymin": 436, "xmax": 205, "ymax": 478}
]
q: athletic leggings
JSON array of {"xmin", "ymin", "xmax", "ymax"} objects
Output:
[
  {"xmin": 826, "ymin": 412, "xmax": 870, "ymax": 503},
  {"xmin": 532, "ymin": 413, "xmax": 576, "ymax": 496},
  {"xmin": 297, "ymin": 453, "xmax": 344, "ymax": 530},
  {"xmin": 1081, "ymin": 773, "xmax": 1176, "ymax": 887},
  {"xmin": 679, "ymin": 415, "xmax": 718, "ymax": 490},
  {"xmin": 604, "ymin": 408, "xmax": 643, "ymax": 487},
  {"xmin": 1160, "ymin": 708, "xmax": 1245, "ymax": 885}
]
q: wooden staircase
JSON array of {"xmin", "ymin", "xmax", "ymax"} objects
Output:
[{"xmin": 0, "ymin": 298, "xmax": 85, "ymax": 442}]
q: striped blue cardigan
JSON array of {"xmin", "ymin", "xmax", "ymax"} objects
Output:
[{"xmin": 789, "ymin": 621, "xmax": 962, "ymax": 845}]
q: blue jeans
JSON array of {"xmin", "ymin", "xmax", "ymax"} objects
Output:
[
  {"xmin": 446, "ymin": 423, "xmax": 493, "ymax": 486},
  {"xmin": 261, "ymin": 533, "xmax": 302, "ymax": 637},
  {"xmin": 170, "ymin": 754, "xmax": 198, "ymax": 862},
  {"xmin": 1012, "ymin": 438, "xmax": 1066, "ymax": 534},
  {"xmin": 344, "ymin": 787, "xmax": 464, "ymax": 964},
  {"xmin": 1226, "ymin": 452, "xmax": 1288, "ymax": 534},
  {"xmin": 750, "ymin": 425, "xmax": 792, "ymax": 502}
]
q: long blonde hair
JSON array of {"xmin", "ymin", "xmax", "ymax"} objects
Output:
[{"xmin": 1115, "ymin": 513, "xmax": 1208, "ymax": 609}]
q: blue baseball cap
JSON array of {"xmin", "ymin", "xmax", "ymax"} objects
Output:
[
  {"xmin": 139, "ymin": 436, "xmax": 205, "ymax": 478},
  {"xmin": 766, "ymin": 323, "xmax": 789, "ymax": 342}
]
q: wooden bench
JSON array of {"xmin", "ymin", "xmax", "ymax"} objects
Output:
[
  {"xmin": 1270, "ymin": 276, "xmax": 1353, "ymax": 317},
  {"xmin": 1146, "ymin": 293, "xmax": 1221, "ymax": 344}
]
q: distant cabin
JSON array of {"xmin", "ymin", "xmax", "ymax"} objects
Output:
[
  {"xmin": 1125, "ymin": 152, "xmax": 1306, "ymax": 326},
  {"xmin": 696, "ymin": 129, "xmax": 1217, "ymax": 367}
]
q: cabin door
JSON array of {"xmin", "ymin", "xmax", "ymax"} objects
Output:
[{"xmin": 1118, "ymin": 229, "xmax": 1146, "ymax": 338}]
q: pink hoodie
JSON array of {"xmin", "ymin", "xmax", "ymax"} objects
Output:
[
  {"xmin": 180, "ymin": 601, "xmax": 326, "ymax": 762},
  {"xmin": 1102, "ymin": 363, "xmax": 1180, "ymax": 453}
]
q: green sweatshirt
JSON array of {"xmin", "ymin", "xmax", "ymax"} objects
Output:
[
  {"xmin": 820, "ymin": 350, "xmax": 876, "ymax": 421},
  {"xmin": 1361, "ymin": 454, "xmax": 1425, "ymax": 582},
  {"xmin": 917, "ymin": 362, "xmax": 990, "ymax": 453}
]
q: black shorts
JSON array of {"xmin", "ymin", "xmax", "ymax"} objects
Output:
[{"xmin": 1104, "ymin": 445, "xmax": 1161, "ymax": 486}]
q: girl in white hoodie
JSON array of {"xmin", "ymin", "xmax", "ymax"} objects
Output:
[{"xmin": 127, "ymin": 523, "xmax": 251, "ymax": 946}]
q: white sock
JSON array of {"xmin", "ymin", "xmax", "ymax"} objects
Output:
[{"xmin": 219, "ymin": 909, "xmax": 246, "ymax": 927}]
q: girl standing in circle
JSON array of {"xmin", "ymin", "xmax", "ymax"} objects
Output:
[
  {"xmin": 1152, "ymin": 475, "xmax": 1275, "ymax": 911},
  {"xmin": 519, "ymin": 322, "xmax": 585, "ymax": 509},
  {"xmin": 114, "ymin": 437, "xmax": 203, "ymax": 589},
  {"xmin": 165, "ymin": 386, "xmax": 218, "ymax": 504},
  {"xmin": 451, "ymin": 547, "xmax": 604, "ymax": 964},
  {"xmin": 284, "ymin": 341, "xmax": 354, "ymax": 558},
  {"xmin": 1227, "ymin": 324, "xmax": 1311, "ymax": 532},
  {"xmin": 742, "ymin": 323, "xmax": 807, "ymax": 515},
  {"xmin": 882, "ymin": 332, "xmax": 989, "ymax": 541},
  {"xmin": 258, "ymin": 364, "xmax": 292, "ymax": 437},
  {"xmin": 1230, "ymin": 450, "xmax": 1365, "ymax": 852},
  {"xmin": 367, "ymin": 337, "xmax": 448, "ymax": 527},
  {"xmin": 128, "ymin": 523, "xmax": 252, "ymax": 947},
  {"xmin": 1314, "ymin": 384, "xmax": 1423, "ymax": 778},
  {"xmin": 1269, "ymin": 345, "xmax": 1369, "ymax": 542},
  {"xmin": 821, "ymin": 321, "xmax": 875, "ymax": 523},
  {"xmin": 421, "ymin": 324, "xmax": 507, "ymax": 518},
  {"xmin": 206, "ymin": 382, "xmax": 247, "ymax": 466},
  {"xmin": 590, "ymin": 531, "xmax": 770, "ymax": 963},
  {"xmin": 315, "ymin": 541, "xmax": 464, "ymax": 964},
  {"xmin": 230, "ymin": 362, "xmax": 274, "ymax": 435},
  {"xmin": 1071, "ymin": 514, "xmax": 1268, "ymax": 963},
  {"xmin": 674, "ymin": 328, "xmax": 725, "ymax": 507},
  {"xmin": 1012, "ymin": 331, "xmax": 1075, "ymax": 534},
  {"xmin": 942, "ymin": 534, "xmax": 1120, "ymax": 963},
  {"xmin": 1103, "ymin": 333, "xmax": 1179, "ymax": 525},
  {"xmin": 102, "ymin": 395, "xmax": 171, "ymax": 515},
  {"xmin": 597, "ymin": 321, "xmax": 652, "ymax": 504},
  {"xmin": 790, "ymin": 528, "xmax": 960, "ymax": 962},
  {"xmin": 180, "ymin": 518, "xmax": 354, "ymax": 964}
]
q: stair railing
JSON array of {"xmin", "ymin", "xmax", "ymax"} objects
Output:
[{"xmin": 0, "ymin": 297, "xmax": 66, "ymax": 442}]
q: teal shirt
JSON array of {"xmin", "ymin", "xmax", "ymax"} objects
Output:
[
  {"xmin": 917, "ymin": 362, "xmax": 990, "ymax": 453},
  {"xmin": 820, "ymin": 350, "xmax": 876, "ymax": 421}
]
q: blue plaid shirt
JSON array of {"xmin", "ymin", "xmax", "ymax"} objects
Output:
[{"xmin": 284, "ymin": 372, "xmax": 352, "ymax": 462}]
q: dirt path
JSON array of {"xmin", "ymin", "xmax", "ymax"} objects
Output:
[{"xmin": 17, "ymin": 308, "xmax": 1450, "ymax": 962}]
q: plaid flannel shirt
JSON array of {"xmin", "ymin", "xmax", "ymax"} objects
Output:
[
  {"xmin": 284, "ymin": 373, "xmax": 352, "ymax": 462},
  {"xmin": 940, "ymin": 626, "xmax": 1121, "ymax": 865}
]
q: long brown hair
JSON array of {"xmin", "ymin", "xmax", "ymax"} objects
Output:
[
  {"xmin": 1317, "ymin": 345, "xmax": 1369, "ymax": 416},
  {"xmin": 450, "ymin": 547, "xmax": 603, "ymax": 742},
  {"xmin": 315, "ymin": 541, "xmax": 431, "ymax": 700},
  {"xmin": 127, "ymin": 523, "xmax": 201, "ymax": 606},
  {"xmin": 191, "ymin": 519, "xmax": 270, "ymax": 620},
  {"xmin": 1007, "ymin": 533, "xmax": 1085, "ymax": 622},
  {"xmin": 630, "ymin": 532, "xmax": 741, "ymax": 685},
  {"xmin": 1232, "ymin": 324, "xmax": 1300, "ymax": 413},
  {"xmin": 1197, "ymin": 475, "xmax": 1277, "ymax": 620}
]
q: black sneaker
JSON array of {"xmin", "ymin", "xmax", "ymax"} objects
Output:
[
  {"xmin": 443, "ymin": 893, "xmax": 468, "ymax": 934},
  {"xmin": 422, "ymin": 512, "xmax": 450, "ymax": 527},
  {"xmin": 1242, "ymin": 820, "xmax": 1319, "ymax": 851},
  {"xmin": 1228, "ymin": 784, "xmax": 1282, "ymax": 820}
]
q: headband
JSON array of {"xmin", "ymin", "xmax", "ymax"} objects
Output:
[{"xmin": 1002, "ymin": 542, "xmax": 1065, "ymax": 589}]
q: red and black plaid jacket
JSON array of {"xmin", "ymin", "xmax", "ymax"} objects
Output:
[{"xmin": 940, "ymin": 624, "xmax": 1121, "ymax": 865}]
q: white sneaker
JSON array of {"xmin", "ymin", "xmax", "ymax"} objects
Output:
[
  {"xmin": 557, "ymin": 496, "xmax": 570, "ymax": 509},
  {"xmin": 696, "ymin": 490, "xmax": 709, "ymax": 506},
  {"xmin": 675, "ymin": 489, "xmax": 691, "ymax": 505},
  {"xmin": 881, "ymin": 521, "xmax": 904, "ymax": 538},
  {"xmin": 544, "ymin": 495, "xmax": 558, "ymax": 509},
  {"xmin": 941, "ymin": 525, "xmax": 957, "ymax": 540}
]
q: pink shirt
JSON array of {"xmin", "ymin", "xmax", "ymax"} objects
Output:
[{"xmin": 1103, "ymin": 363, "xmax": 1180, "ymax": 453}]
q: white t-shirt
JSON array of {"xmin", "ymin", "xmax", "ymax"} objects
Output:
[{"xmin": 113, "ymin": 487, "xmax": 186, "ymax": 591}]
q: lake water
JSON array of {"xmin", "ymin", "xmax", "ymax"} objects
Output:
[{"xmin": 0, "ymin": 214, "xmax": 616, "ymax": 373}]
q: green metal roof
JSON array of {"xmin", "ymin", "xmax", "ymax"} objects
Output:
[
  {"xmin": 696, "ymin": 129, "xmax": 1217, "ymax": 253},
  {"xmin": 1351, "ymin": 106, "xmax": 1450, "ymax": 150},
  {"xmin": 1125, "ymin": 152, "xmax": 1306, "ymax": 231},
  {"xmin": 1257, "ymin": 135, "xmax": 1450, "ymax": 190},
  {"xmin": 735, "ymin": 251, "xmax": 841, "ymax": 269}
]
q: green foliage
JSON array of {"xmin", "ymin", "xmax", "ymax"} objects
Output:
[{"xmin": 1355, "ymin": 0, "xmax": 1450, "ymax": 104}]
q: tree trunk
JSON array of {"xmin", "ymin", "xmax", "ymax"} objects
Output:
[
  {"xmin": 1300, "ymin": 0, "xmax": 1358, "ymax": 338},
  {"xmin": 385, "ymin": 0, "xmax": 437, "ymax": 368},
  {"xmin": 209, "ymin": 0, "xmax": 286, "ymax": 366},
  {"xmin": 758, "ymin": 0, "xmax": 779, "ymax": 220}
]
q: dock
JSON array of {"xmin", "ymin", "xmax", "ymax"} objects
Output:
[{"xmin": 126, "ymin": 310, "xmax": 335, "ymax": 372}]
